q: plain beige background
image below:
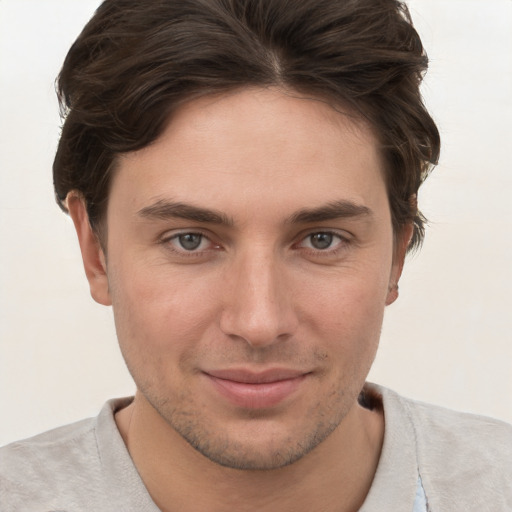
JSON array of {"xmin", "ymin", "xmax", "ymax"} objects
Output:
[{"xmin": 1, "ymin": 0, "xmax": 511, "ymax": 447}]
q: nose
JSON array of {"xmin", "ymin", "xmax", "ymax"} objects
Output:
[{"xmin": 219, "ymin": 248, "xmax": 298, "ymax": 348}]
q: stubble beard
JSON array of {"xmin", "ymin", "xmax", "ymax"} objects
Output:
[{"xmin": 139, "ymin": 382, "xmax": 351, "ymax": 471}]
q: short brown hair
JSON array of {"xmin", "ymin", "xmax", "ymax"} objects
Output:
[{"xmin": 54, "ymin": 0, "xmax": 440, "ymax": 251}]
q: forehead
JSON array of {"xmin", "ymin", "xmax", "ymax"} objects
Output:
[{"xmin": 111, "ymin": 87, "xmax": 387, "ymax": 219}]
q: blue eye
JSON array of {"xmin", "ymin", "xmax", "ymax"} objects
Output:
[
  {"xmin": 176, "ymin": 233, "xmax": 203, "ymax": 251},
  {"xmin": 163, "ymin": 232, "xmax": 212, "ymax": 253},
  {"xmin": 308, "ymin": 232, "xmax": 334, "ymax": 250},
  {"xmin": 300, "ymin": 232, "xmax": 345, "ymax": 251},
  {"xmin": 295, "ymin": 231, "xmax": 351, "ymax": 257},
  {"xmin": 162, "ymin": 231, "xmax": 222, "ymax": 257}
]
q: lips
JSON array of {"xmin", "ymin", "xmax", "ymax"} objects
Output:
[{"xmin": 203, "ymin": 368, "xmax": 309, "ymax": 409}]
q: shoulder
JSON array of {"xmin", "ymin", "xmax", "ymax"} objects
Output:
[
  {"xmin": 376, "ymin": 385, "xmax": 512, "ymax": 510},
  {"xmin": 0, "ymin": 417, "xmax": 100, "ymax": 510},
  {"xmin": 0, "ymin": 398, "xmax": 134, "ymax": 512},
  {"xmin": 396, "ymin": 390, "xmax": 512, "ymax": 465},
  {"xmin": 0, "ymin": 414, "xmax": 98, "ymax": 469}
]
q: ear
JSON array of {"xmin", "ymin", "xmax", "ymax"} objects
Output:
[
  {"xmin": 67, "ymin": 193, "xmax": 112, "ymax": 306},
  {"xmin": 385, "ymin": 223, "xmax": 413, "ymax": 306}
]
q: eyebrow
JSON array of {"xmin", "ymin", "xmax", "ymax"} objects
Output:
[
  {"xmin": 287, "ymin": 200, "xmax": 373, "ymax": 224},
  {"xmin": 137, "ymin": 200, "xmax": 234, "ymax": 226},
  {"xmin": 137, "ymin": 199, "xmax": 372, "ymax": 226}
]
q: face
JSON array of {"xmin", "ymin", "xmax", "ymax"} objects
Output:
[{"xmin": 75, "ymin": 88, "xmax": 407, "ymax": 470}]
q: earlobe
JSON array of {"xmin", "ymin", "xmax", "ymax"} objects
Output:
[
  {"xmin": 67, "ymin": 192, "xmax": 112, "ymax": 306},
  {"xmin": 385, "ymin": 223, "xmax": 413, "ymax": 306},
  {"xmin": 385, "ymin": 282, "xmax": 399, "ymax": 306}
]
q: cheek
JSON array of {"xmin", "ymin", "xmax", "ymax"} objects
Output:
[
  {"xmin": 296, "ymin": 266, "xmax": 390, "ymax": 359},
  {"xmin": 301, "ymin": 262, "xmax": 390, "ymax": 321},
  {"xmin": 108, "ymin": 258, "xmax": 221, "ymax": 358}
]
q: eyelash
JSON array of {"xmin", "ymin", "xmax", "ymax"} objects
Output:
[
  {"xmin": 160, "ymin": 231, "xmax": 220, "ymax": 257},
  {"xmin": 294, "ymin": 231, "xmax": 350, "ymax": 255},
  {"xmin": 159, "ymin": 230, "xmax": 351, "ymax": 258}
]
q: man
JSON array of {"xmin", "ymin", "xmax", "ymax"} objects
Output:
[{"xmin": 1, "ymin": 0, "xmax": 511, "ymax": 510}]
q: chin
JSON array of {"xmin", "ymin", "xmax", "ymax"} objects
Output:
[
  {"xmin": 157, "ymin": 398, "xmax": 348, "ymax": 471},
  {"xmin": 180, "ymin": 426, "xmax": 332, "ymax": 471}
]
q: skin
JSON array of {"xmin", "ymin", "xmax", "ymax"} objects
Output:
[{"xmin": 68, "ymin": 87, "xmax": 411, "ymax": 512}]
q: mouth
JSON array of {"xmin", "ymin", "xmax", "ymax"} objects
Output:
[{"xmin": 203, "ymin": 368, "xmax": 310, "ymax": 409}]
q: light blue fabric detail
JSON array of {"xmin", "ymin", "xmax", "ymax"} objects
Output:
[{"xmin": 412, "ymin": 476, "xmax": 428, "ymax": 512}]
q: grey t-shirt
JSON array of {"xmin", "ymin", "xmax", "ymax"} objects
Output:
[
  {"xmin": 1, "ymin": 385, "xmax": 511, "ymax": 511},
  {"xmin": 0, "ymin": 397, "xmax": 159, "ymax": 511}
]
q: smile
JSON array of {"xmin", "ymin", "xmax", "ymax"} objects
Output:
[{"xmin": 203, "ymin": 369, "xmax": 309, "ymax": 409}]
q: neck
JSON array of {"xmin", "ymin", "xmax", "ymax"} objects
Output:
[{"xmin": 115, "ymin": 390, "xmax": 384, "ymax": 512}]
